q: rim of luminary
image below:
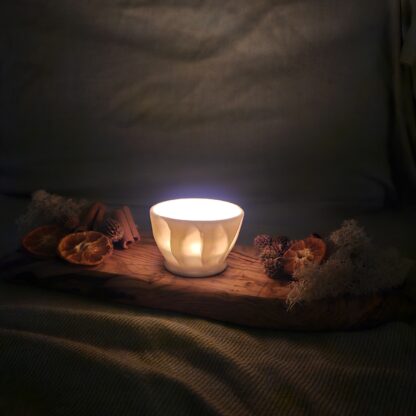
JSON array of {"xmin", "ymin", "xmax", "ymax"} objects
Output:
[{"xmin": 150, "ymin": 198, "xmax": 244, "ymax": 222}]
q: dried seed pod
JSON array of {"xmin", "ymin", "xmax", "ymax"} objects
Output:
[
  {"xmin": 260, "ymin": 245, "xmax": 278, "ymax": 260},
  {"xmin": 271, "ymin": 235, "xmax": 290, "ymax": 256},
  {"xmin": 263, "ymin": 257, "xmax": 280, "ymax": 278},
  {"xmin": 100, "ymin": 217, "xmax": 124, "ymax": 243},
  {"xmin": 263, "ymin": 257, "xmax": 291, "ymax": 280},
  {"xmin": 254, "ymin": 234, "xmax": 273, "ymax": 251}
]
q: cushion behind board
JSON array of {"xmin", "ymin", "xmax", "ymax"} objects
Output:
[{"xmin": 1, "ymin": 0, "xmax": 395, "ymax": 209}]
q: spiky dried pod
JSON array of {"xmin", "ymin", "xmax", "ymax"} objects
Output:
[
  {"xmin": 271, "ymin": 235, "xmax": 290, "ymax": 256},
  {"xmin": 262, "ymin": 257, "xmax": 280, "ymax": 278},
  {"xmin": 264, "ymin": 257, "xmax": 291, "ymax": 280},
  {"xmin": 100, "ymin": 217, "xmax": 124, "ymax": 243},
  {"xmin": 254, "ymin": 234, "xmax": 273, "ymax": 251},
  {"xmin": 260, "ymin": 245, "xmax": 278, "ymax": 261}
]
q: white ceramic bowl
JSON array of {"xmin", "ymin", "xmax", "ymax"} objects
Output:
[{"xmin": 150, "ymin": 198, "xmax": 244, "ymax": 277}]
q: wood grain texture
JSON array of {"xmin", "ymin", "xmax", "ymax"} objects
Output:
[{"xmin": 1, "ymin": 237, "xmax": 414, "ymax": 331}]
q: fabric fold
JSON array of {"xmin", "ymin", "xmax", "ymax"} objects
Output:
[{"xmin": 391, "ymin": 0, "xmax": 416, "ymax": 200}]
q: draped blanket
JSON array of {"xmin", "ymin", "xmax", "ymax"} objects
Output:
[{"xmin": 1, "ymin": 282, "xmax": 416, "ymax": 416}]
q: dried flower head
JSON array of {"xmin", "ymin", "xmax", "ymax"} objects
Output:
[
  {"xmin": 254, "ymin": 234, "xmax": 273, "ymax": 251},
  {"xmin": 260, "ymin": 245, "xmax": 278, "ymax": 261},
  {"xmin": 271, "ymin": 236, "xmax": 290, "ymax": 256},
  {"xmin": 264, "ymin": 257, "xmax": 286, "ymax": 278}
]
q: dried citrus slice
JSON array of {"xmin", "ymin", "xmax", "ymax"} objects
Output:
[
  {"xmin": 57, "ymin": 231, "xmax": 113, "ymax": 266},
  {"xmin": 22, "ymin": 225, "xmax": 68, "ymax": 258},
  {"xmin": 282, "ymin": 236, "xmax": 326, "ymax": 276}
]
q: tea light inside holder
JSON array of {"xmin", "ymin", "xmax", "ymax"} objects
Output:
[{"xmin": 150, "ymin": 198, "xmax": 244, "ymax": 277}]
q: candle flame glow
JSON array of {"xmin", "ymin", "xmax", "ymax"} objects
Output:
[{"xmin": 152, "ymin": 198, "xmax": 242, "ymax": 221}]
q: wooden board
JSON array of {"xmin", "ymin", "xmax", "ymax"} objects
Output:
[{"xmin": 1, "ymin": 237, "xmax": 414, "ymax": 331}]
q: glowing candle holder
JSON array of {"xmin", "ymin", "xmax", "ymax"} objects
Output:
[{"xmin": 150, "ymin": 198, "xmax": 244, "ymax": 277}]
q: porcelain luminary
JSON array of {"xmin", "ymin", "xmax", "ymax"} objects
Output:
[{"xmin": 150, "ymin": 198, "xmax": 244, "ymax": 277}]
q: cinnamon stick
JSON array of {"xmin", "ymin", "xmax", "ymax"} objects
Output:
[
  {"xmin": 122, "ymin": 206, "xmax": 140, "ymax": 241},
  {"xmin": 113, "ymin": 209, "xmax": 134, "ymax": 249},
  {"xmin": 77, "ymin": 202, "xmax": 104, "ymax": 231}
]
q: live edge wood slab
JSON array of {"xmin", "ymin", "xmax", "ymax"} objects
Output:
[{"xmin": 1, "ymin": 237, "xmax": 415, "ymax": 331}]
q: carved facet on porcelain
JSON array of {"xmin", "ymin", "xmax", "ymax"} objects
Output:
[{"xmin": 150, "ymin": 198, "xmax": 244, "ymax": 277}]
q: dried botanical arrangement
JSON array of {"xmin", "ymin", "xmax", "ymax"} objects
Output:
[
  {"xmin": 19, "ymin": 190, "xmax": 141, "ymax": 266},
  {"xmin": 17, "ymin": 190, "xmax": 89, "ymax": 235},
  {"xmin": 254, "ymin": 220, "xmax": 413, "ymax": 308}
]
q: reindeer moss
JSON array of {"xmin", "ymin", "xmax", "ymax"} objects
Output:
[{"xmin": 287, "ymin": 220, "xmax": 413, "ymax": 308}]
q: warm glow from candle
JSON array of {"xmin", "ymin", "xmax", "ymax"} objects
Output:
[
  {"xmin": 152, "ymin": 198, "xmax": 242, "ymax": 221},
  {"xmin": 150, "ymin": 198, "xmax": 244, "ymax": 277},
  {"xmin": 189, "ymin": 241, "xmax": 202, "ymax": 255}
]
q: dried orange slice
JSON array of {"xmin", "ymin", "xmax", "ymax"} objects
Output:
[
  {"xmin": 282, "ymin": 236, "xmax": 326, "ymax": 276},
  {"xmin": 57, "ymin": 231, "xmax": 113, "ymax": 266},
  {"xmin": 22, "ymin": 225, "xmax": 68, "ymax": 258}
]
